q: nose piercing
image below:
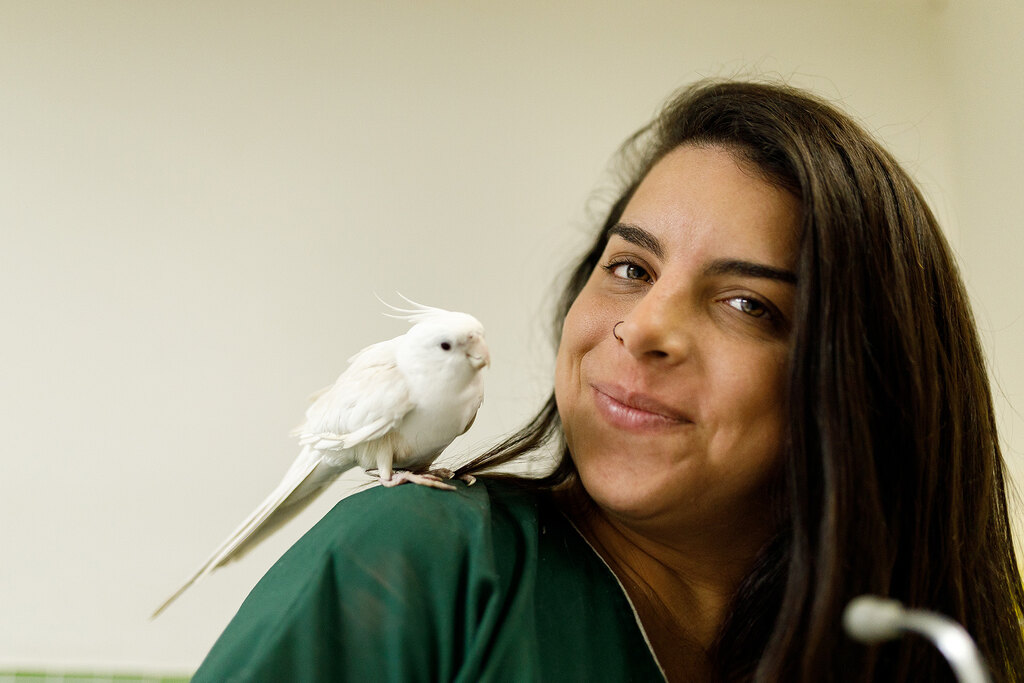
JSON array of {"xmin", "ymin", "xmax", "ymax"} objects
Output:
[{"xmin": 612, "ymin": 321, "xmax": 624, "ymax": 342}]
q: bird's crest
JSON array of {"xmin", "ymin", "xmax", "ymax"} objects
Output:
[{"xmin": 377, "ymin": 293, "xmax": 452, "ymax": 325}]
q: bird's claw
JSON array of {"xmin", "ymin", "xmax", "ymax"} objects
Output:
[
  {"xmin": 381, "ymin": 471, "xmax": 457, "ymax": 491},
  {"xmin": 427, "ymin": 468, "xmax": 476, "ymax": 486}
]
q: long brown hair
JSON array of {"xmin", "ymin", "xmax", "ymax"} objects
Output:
[{"xmin": 456, "ymin": 81, "xmax": 1024, "ymax": 681}]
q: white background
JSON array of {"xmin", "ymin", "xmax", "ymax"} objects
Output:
[{"xmin": 1, "ymin": 0, "xmax": 1021, "ymax": 674}]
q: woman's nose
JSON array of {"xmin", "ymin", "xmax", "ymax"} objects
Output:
[{"xmin": 615, "ymin": 289, "xmax": 693, "ymax": 364}]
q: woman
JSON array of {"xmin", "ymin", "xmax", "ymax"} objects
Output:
[{"xmin": 193, "ymin": 81, "xmax": 1024, "ymax": 682}]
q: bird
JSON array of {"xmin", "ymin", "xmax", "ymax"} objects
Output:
[{"xmin": 151, "ymin": 297, "xmax": 489, "ymax": 618}]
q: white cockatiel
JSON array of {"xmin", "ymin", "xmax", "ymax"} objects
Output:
[{"xmin": 152, "ymin": 298, "xmax": 488, "ymax": 617}]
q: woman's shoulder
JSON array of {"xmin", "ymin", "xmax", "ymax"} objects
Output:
[
  {"xmin": 293, "ymin": 476, "xmax": 550, "ymax": 567},
  {"xmin": 195, "ymin": 477, "xmax": 667, "ymax": 682},
  {"xmin": 333, "ymin": 475, "xmax": 541, "ymax": 517},
  {"xmin": 194, "ymin": 479, "xmax": 556, "ymax": 682}
]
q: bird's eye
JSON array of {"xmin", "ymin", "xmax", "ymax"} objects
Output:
[{"xmin": 440, "ymin": 341, "xmax": 452, "ymax": 351}]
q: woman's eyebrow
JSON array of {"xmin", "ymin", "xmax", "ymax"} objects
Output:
[
  {"xmin": 608, "ymin": 223, "xmax": 665, "ymax": 259},
  {"xmin": 609, "ymin": 222, "xmax": 797, "ymax": 285},
  {"xmin": 705, "ymin": 259, "xmax": 798, "ymax": 285}
]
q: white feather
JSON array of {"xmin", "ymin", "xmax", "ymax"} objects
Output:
[{"xmin": 376, "ymin": 292, "xmax": 451, "ymax": 324}]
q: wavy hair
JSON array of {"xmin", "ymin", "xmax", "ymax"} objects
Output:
[{"xmin": 456, "ymin": 80, "xmax": 1024, "ymax": 682}]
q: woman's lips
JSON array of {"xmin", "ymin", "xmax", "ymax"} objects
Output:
[{"xmin": 590, "ymin": 383, "xmax": 691, "ymax": 432}]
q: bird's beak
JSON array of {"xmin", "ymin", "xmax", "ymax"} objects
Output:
[{"xmin": 466, "ymin": 335, "xmax": 490, "ymax": 369}]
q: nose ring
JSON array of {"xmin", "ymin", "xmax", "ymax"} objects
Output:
[{"xmin": 612, "ymin": 321, "xmax": 624, "ymax": 343}]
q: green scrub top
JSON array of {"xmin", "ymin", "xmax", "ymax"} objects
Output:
[{"xmin": 192, "ymin": 478, "xmax": 666, "ymax": 682}]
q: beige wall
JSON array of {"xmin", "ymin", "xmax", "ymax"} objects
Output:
[
  {"xmin": 937, "ymin": 1, "xmax": 1024, "ymax": 539},
  {"xmin": 0, "ymin": 0, "xmax": 1019, "ymax": 673}
]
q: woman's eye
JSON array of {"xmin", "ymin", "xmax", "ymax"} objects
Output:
[
  {"xmin": 604, "ymin": 261, "xmax": 652, "ymax": 282},
  {"xmin": 725, "ymin": 297, "xmax": 770, "ymax": 319}
]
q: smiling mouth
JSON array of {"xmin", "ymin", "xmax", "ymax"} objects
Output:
[{"xmin": 590, "ymin": 383, "xmax": 691, "ymax": 431}]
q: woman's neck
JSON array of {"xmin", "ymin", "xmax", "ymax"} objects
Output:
[{"xmin": 564, "ymin": 491, "xmax": 773, "ymax": 681}]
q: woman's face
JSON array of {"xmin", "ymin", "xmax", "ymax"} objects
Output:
[{"xmin": 555, "ymin": 144, "xmax": 800, "ymax": 541}]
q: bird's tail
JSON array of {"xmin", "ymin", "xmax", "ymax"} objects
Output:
[{"xmin": 151, "ymin": 448, "xmax": 344, "ymax": 618}]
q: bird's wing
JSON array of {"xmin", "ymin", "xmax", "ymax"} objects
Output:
[
  {"xmin": 294, "ymin": 339, "xmax": 414, "ymax": 452},
  {"xmin": 151, "ymin": 447, "xmax": 341, "ymax": 618},
  {"xmin": 300, "ymin": 415, "xmax": 394, "ymax": 451}
]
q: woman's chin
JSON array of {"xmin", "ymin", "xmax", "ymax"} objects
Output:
[{"xmin": 575, "ymin": 463, "xmax": 678, "ymax": 525}]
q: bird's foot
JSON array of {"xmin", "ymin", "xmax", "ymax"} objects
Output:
[
  {"xmin": 427, "ymin": 467, "xmax": 476, "ymax": 486},
  {"xmin": 381, "ymin": 470, "xmax": 457, "ymax": 491}
]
